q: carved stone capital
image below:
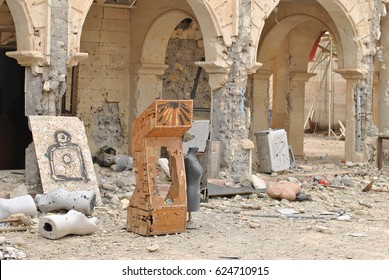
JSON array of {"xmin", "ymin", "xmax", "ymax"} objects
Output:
[
  {"xmin": 67, "ymin": 52, "xmax": 89, "ymax": 67},
  {"xmin": 195, "ymin": 60, "xmax": 229, "ymax": 90},
  {"xmin": 247, "ymin": 62, "xmax": 263, "ymax": 74},
  {"xmin": 335, "ymin": 68, "xmax": 368, "ymax": 80},
  {"xmin": 6, "ymin": 51, "xmax": 48, "ymax": 67}
]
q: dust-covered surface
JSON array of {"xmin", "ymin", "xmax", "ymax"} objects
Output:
[{"xmin": 1, "ymin": 135, "xmax": 389, "ymax": 260}]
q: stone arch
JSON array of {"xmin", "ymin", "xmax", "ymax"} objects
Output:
[
  {"xmin": 5, "ymin": 0, "xmax": 35, "ymax": 52},
  {"xmin": 141, "ymin": 10, "xmax": 197, "ymax": 65},
  {"xmin": 68, "ymin": 0, "xmax": 94, "ymax": 66},
  {"xmin": 258, "ymin": 14, "xmax": 326, "ymax": 64},
  {"xmin": 255, "ymin": 13, "xmax": 326, "ymax": 156},
  {"xmin": 5, "ymin": 0, "xmax": 48, "ymax": 65},
  {"xmin": 253, "ymin": 0, "xmax": 366, "ymax": 70},
  {"xmin": 135, "ymin": 10, "xmax": 202, "ymax": 116},
  {"xmin": 186, "ymin": 0, "xmax": 231, "ymax": 62},
  {"xmin": 316, "ymin": 0, "xmax": 369, "ymax": 69},
  {"xmin": 254, "ymin": 0, "xmax": 371, "ymax": 162}
]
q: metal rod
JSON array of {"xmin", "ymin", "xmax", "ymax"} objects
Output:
[{"xmin": 355, "ymin": 87, "xmax": 362, "ymax": 152}]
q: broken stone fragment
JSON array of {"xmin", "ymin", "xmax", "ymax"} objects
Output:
[
  {"xmin": 341, "ymin": 176, "xmax": 355, "ymax": 187},
  {"xmin": 240, "ymin": 173, "xmax": 267, "ymax": 189},
  {"xmin": 0, "ymin": 195, "xmax": 37, "ymax": 219},
  {"xmin": 266, "ymin": 182, "xmax": 301, "ymax": 201},
  {"xmin": 39, "ymin": 209, "xmax": 99, "ymax": 240},
  {"xmin": 35, "ymin": 188, "xmax": 96, "ymax": 215},
  {"xmin": 114, "ymin": 155, "xmax": 134, "ymax": 172},
  {"xmin": 147, "ymin": 244, "xmax": 160, "ymax": 252}
]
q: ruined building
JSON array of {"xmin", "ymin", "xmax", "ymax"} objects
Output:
[{"xmin": 0, "ymin": 0, "xmax": 388, "ymax": 183}]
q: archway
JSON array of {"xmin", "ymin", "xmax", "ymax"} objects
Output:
[
  {"xmin": 162, "ymin": 18, "xmax": 211, "ymax": 120},
  {"xmin": 253, "ymin": 0, "xmax": 365, "ymax": 165}
]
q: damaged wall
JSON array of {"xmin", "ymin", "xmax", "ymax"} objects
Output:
[
  {"xmin": 77, "ymin": 5, "xmax": 130, "ymax": 155},
  {"xmin": 1, "ymin": 0, "xmax": 388, "ymax": 177},
  {"xmin": 91, "ymin": 102, "xmax": 124, "ymax": 150},
  {"xmin": 162, "ymin": 18, "xmax": 211, "ymax": 120},
  {"xmin": 208, "ymin": 0, "xmax": 256, "ymax": 178}
]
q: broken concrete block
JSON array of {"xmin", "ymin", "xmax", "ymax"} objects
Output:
[
  {"xmin": 35, "ymin": 188, "xmax": 96, "ymax": 215},
  {"xmin": 240, "ymin": 173, "xmax": 267, "ymax": 189},
  {"xmin": 39, "ymin": 209, "xmax": 99, "ymax": 240},
  {"xmin": 251, "ymin": 174, "xmax": 267, "ymax": 189},
  {"xmin": 0, "ymin": 195, "xmax": 37, "ymax": 219}
]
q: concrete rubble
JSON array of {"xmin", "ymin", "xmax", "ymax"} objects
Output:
[{"xmin": 1, "ymin": 147, "xmax": 389, "ymax": 259}]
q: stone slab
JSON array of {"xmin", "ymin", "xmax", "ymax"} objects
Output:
[
  {"xmin": 29, "ymin": 116, "xmax": 101, "ymax": 204},
  {"xmin": 183, "ymin": 120, "xmax": 210, "ymax": 154}
]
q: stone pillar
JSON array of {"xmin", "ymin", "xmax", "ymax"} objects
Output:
[
  {"xmin": 379, "ymin": 9, "xmax": 389, "ymax": 134},
  {"xmin": 211, "ymin": 83, "xmax": 254, "ymax": 179},
  {"xmin": 7, "ymin": 0, "xmax": 70, "ymax": 185},
  {"xmin": 127, "ymin": 63, "xmax": 168, "ymax": 154},
  {"xmin": 134, "ymin": 63, "xmax": 169, "ymax": 116},
  {"xmin": 335, "ymin": 69, "xmax": 367, "ymax": 162},
  {"xmin": 251, "ymin": 70, "xmax": 272, "ymax": 135},
  {"xmin": 272, "ymin": 40, "xmax": 289, "ymax": 130},
  {"xmin": 251, "ymin": 70, "xmax": 272, "ymax": 168},
  {"xmin": 289, "ymin": 72, "xmax": 316, "ymax": 156},
  {"xmin": 42, "ymin": 0, "xmax": 68, "ymax": 116},
  {"xmin": 193, "ymin": 0, "xmax": 262, "ymax": 180}
]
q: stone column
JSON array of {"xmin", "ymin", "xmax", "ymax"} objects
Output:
[
  {"xmin": 198, "ymin": 60, "xmax": 255, "ymax": 179},
  {"xmin": 43, "ymin": 0, "xmax": 68, "ymax": 116},
  {"xmin": 379, "ymin": 8, "xmax": 389, "ymax": 134},
  {"xmin": 335, "ymin": 69, "xmax": 367, "ymax": 162},
  {"xmin": 133, "ymin": 63, "xmax": 169, "ymax": 115},
  {"xmin": 128, "ymin": 63, "xmax": 168, "ymax": 154},
  {"xmin": 251, "ymin": 70, "xmax": 272, "ymax": 135},
  {"xmin": 251, "ymin": 70, "xmax": 272, "ymax": 168},
  {"xmin": 7, "ymin": 0, "xmax": 69, "ymax": 185},
  {"xmin": 289, "ymin": 72, "xmax": 316, "ymax": 156}
]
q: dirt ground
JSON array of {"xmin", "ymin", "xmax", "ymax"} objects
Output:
[{"xmin": 1, "ymin": 134, "xmax": 389, "ymax": 260}]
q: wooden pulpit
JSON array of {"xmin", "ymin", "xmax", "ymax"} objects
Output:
[{"xmin": 127, "ymin": 100, "xmax": 193, "ymax": 236}]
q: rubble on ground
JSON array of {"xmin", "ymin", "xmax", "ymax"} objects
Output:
[{"xmin": 0, "ymin": 152, "xmax": 388, "ymax": 259}]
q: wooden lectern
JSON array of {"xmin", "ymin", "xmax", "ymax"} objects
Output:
[{"xmin": 127, "ymin": 100, "xmax": 193, "ymax": 236}]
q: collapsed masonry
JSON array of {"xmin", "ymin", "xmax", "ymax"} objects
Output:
[{"xmin": 1, "ymin": 0, "xmax": 389, "ymax": 184}]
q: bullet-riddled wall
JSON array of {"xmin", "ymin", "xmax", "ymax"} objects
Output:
[{"xmin": 77, "ymin": 5, "xmax": 131, "ymax": 155}]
